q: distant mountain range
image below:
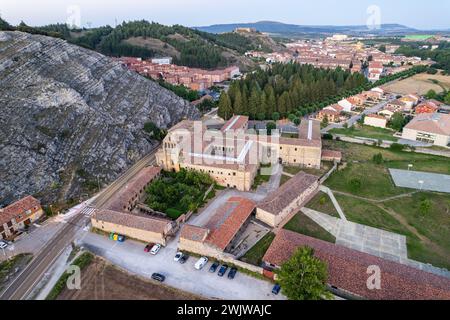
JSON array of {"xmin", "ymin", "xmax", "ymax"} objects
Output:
[{"xmin": 195, "ymin": 21, "xmax": 448, "ymax": 37}]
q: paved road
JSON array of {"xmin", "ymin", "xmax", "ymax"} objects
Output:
[{"xmin": 0, "ymin": 147, "xmax": 160, "ymax": 300}]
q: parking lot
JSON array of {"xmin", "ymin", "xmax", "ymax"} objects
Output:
[{"xmin": 78, "ymin": 232, "xmax": 285, "ymax": 300}]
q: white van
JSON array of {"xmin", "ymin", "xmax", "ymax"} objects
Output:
[{"xmin": 194, "ymin": 257, "xmax": 208, "ymax": 270}]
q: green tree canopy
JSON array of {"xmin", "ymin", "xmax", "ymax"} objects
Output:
[{"xmin": 277, "ymin": 247, "xmax": 331, "ymax": 300}]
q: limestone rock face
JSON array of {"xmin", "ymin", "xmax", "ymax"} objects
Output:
[{"xmin": 0, "ymin": 31, "xmax": 199, "ymax": 205}]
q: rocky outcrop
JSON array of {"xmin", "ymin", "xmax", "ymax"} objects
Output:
[{"xmin": 0, "ymin": 31, "xmax": 199, "ymax": 205}]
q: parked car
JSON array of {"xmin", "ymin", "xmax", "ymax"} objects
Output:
[
  {"xmin": 144, "ymin": 243, "xmax": 155, "ymax": 252},
  {"xmin": 117, "ymin": 235, "xmax": 125, "ymax": 242},
  {"xmin": 0, "ymin": 241, "xmax": 8, "ymax": 249},
  {"xmin": 209, "ymin": 261, "xmax": 220, "ymax": 273},
  {"xmin": 227, "ymin": 267, "xmax": 238, "ymax": 279},
  {"xmin": 150, "ymin": 244, "xmax": 162, "ymax": 255},
  {"xmin": 272, "ymin": 284, "xmax": 281, "ymax": 295},
  {"xmin": 194, "ymin": 257, "xmax": 209, "ymax": 270},
  {"xmin": 151, "ymin": 273, "xmax": 166, "ymax": 282},
  {"xmin": 179, "ymin": 255, "xmax": 189, "ymax": 264},
  {"xmin": 174, "ymin": 252, "xmax": 184, "ymax": 262},
  {"xmin": 218, "ymin": 264, "xmax": 229, "ymax": 277}
]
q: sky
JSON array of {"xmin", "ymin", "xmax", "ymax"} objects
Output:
[{"xmin": 0, "ymin": 0, "xmax": 449, "ymax": 30}]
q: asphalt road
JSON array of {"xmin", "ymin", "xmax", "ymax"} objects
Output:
[{"xmin": 0, "ymin": 146, "xmax": 160, "ymax": 300}]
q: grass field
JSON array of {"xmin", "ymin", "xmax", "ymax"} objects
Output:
[
  {"xmin": 305, "ymin": 192, "xmax": 340, "ymax": 218},
  {"xmin": 283, "ymin": 212, "xmax": 336, "ymax": 243},
  {"xmin": 240, "ymin": 233, "xmax": 276, "ymax": 266},
  {"xmin": 329, "ymin": 125, "xmax": 398, "ymax": 142},
  {"xmin": 382, "ymin": 73, "xmax": 450, "ymax": 95},
  {"xmin": 321, "ymin": 140, "xmax": 450, "ymax": 270}
]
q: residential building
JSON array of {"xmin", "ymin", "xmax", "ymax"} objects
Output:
[
  {"xmin": 151, "ymin": 57, "xmax": 173, "ymax": 65},
  {"xmin": 402, "ymin": 113, "xmax": 450, "ymax": 147},
  {"xmin": 386, "ymin": 99, "xmax": 407, "ymax": 112},
  {"xmin": 256, "ymin": 172, "xmax": 319, "ymax": 227},
  {"xmin": 317, "ymin": 105, "xmax": 343, "ymax": 123},
  {"xmin": 0, "ymin": 196, "xmax": 44, "ymax": 240},
  {"xmin": 415, "ymin": 100, "xmax": 442, "ymax": 114},
  {"xmin": 262, "ymin": 230, "xmax": 450, "ymax": 300},
  {"xmin": 364, "ymin": 114, "xmax": 388, "ymax": 129},
  {"xmin": 338, "ymin": 99, "xmax": 355, "ymax": 112},
  {"xmin": 368, "ymin": 62, "xmax": 385, "ymax": 81}
]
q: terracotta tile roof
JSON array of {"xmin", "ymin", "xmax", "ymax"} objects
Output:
[
  {"xmin": 221, "ymin": 115, "xmax": 249, "ymax": 132},
  {"xmin": 0, "ymin": 196, "xmax": 41, "ymax": 225},
  {"xmin": 298, "ymin": 119, "xmax": 321, "ymax": 141},
  {"xmin": 105, "ymin": 166, "xmax": 161, "ymax": 212},
  {"xmin": 263, "ymin": 230, "xmax": 450, "ymax": 300},
  {"xmin": 93, "ymin": 209, "xmax": 171, "ymax": 234},
  {"xmin": 405, "ymin": 113, "xmax": 450, "ymax": 136},
  {"xmin": 258, "ymin": 172, "xmax": 319, "ymax": 215},
  {"xmin": 204, "ymin": 197, "xmax": 256, "ymax": 251},
  {"xmin": 322, "ymin": 149, "xmax": 342, "ymax": 160},
  {"xmin": 180, "ymin": 224, "xmax": 210, "ymax": 242}
]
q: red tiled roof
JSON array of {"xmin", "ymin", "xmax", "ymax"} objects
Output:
[
  {"xmin": 180, "ymin": 224, "xmax": 210, "ymax": 242},
  {"xmin": 205, "ymin": 197, "xmax": 256, "ymax": 250},
  {"xmin": 258, "ymin": 172, "xmax": 318, "ymax": 215},
  {"xmin": 105, "ymin": 166, "xmax": 161, "ymax": 212},
  {"xmin": 263, "ymin": 230, "xmax": 450, "ymax": 300},
  {"xmin": 0, "ymin": 196, "xmax": 41, "ymax": 225},
  {"xmin": 93, "ymin": 209, "xmax": 171, "ymax": 234},
  {"xmin": 221, "ymin": 115, "xmax": 249, "ymax": 132},
  {"xmin": 322, "ymin": 149, "xmax": 342, "ymax": 160}
]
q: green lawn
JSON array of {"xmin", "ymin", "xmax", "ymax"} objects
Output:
[
  {"xmin": 326, "ymin": 162, "xmax": 411, "ymax": 199},
  {"xmin": 383, "ymin": 192, "xmax": 450, "ymax": 269},
  {"xmin": 280, "ymin": 175, "xmax": 291, "ymax": 186},
  {"xmin": 284, "ymin": 212, "xmax": 336, "ymax": 243},
  {"xmin": 335, "ymin": 195, "xmax": 415, "ymax": 237},
  {"xmin": 329, "ymin": 125, "xmax": 398, "ymax": 142},
  {"xmin": 321, "ymin": 140, "xmax": 450, "ymax": 270},
  {"xmin": 323, "ymin": 140, "xmax": 450, "ymax": 199},
  {"xmin": 240, "ymin": 233, "xmax": 276, "ymax": 266},
  {"xmin": 323, "ymin": 140, "xmax": 450, "ymax": 174},
  {"xmin": 305, "ymin": 192, "xmax": 340, "ymax": 218}
]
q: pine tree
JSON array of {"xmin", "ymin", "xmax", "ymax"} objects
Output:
[
  {"xmin": 233, "ymin": 89, "xmax": 245, "ymax": 116},
  {"xmin": 217, "ymin": 92, "xmax": 233, "ymax": 120}
]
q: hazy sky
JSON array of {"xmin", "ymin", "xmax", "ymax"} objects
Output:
[{"xmin": 0, "ymin": 0, "xmax": 449, "ymax": 30}]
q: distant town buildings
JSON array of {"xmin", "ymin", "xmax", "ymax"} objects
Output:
[{"xmin": 117, "ymin": 57, "xmax": 240, "ymax": 91}]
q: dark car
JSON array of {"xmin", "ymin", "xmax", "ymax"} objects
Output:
[
  {"xmin": 209, "ymin": 262, "xmax": 220, "ymax": 273},
  {"xmin": 151, "ymin": 273, "xmax": 166, "ymax": 282},
  {"xmin": 218, "ymin": 264, "xmax": 229, "ymax": 277},
  {"xmin": 144, "ymin": 243, "xmax": 154, "ymax": 252},
  {"xmin": 179, "ymin": 255, "xmax": 189, "ymax": 264},
  {"xmin": 272, "ymin": 284, "xmax": 281, "ymax": 295},
  {"xmin": 227, "ymin": 267, "xmax": 238, "ymax": 279}
]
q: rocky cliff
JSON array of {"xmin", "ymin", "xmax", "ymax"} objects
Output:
[{"xmin": 0, "ymin": 31, "xmax": 199, "ymax": 206}]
